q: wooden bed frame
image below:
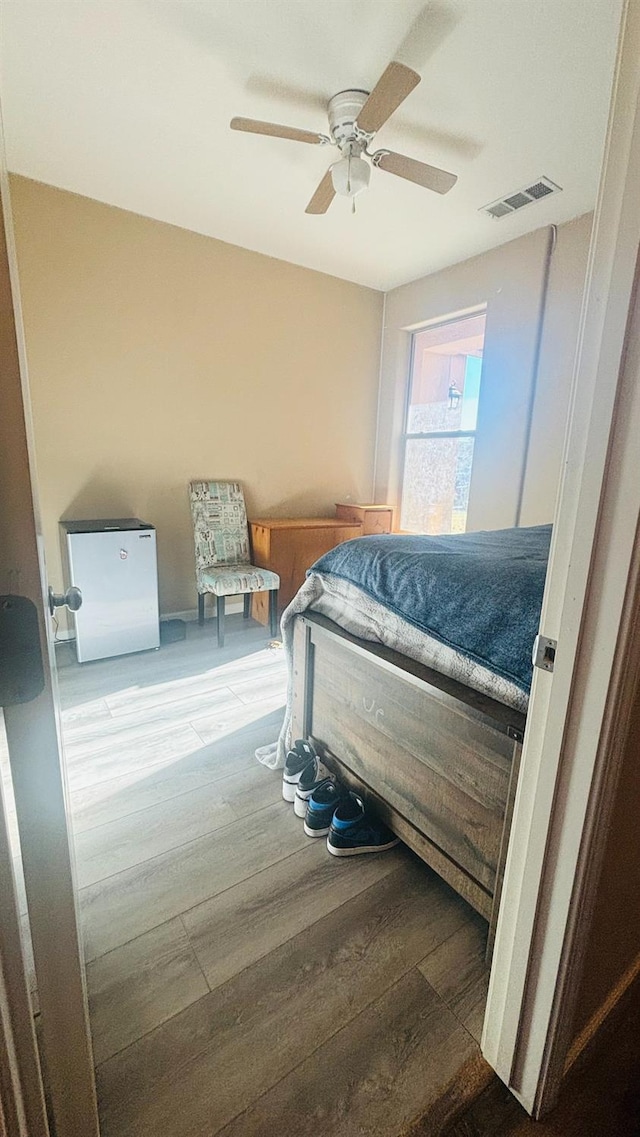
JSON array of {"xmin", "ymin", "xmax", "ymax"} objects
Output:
[{"xmin": 291, "ymin": 612, "xmax": 526, "ymax": 950}]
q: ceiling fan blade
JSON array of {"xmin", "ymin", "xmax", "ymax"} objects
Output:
[
  {"xmin": 230, "ymin": 117, "xmax": 327, "ymax": 145},
  {"xmin": 373, "ymin": 149, "xmax": 457, "ymax": 194},
  {"xmin": 357, "ymin": 61, "xmax": 420, "ymax": 134},
  {"xmin": 305, "ymin": 169, "xmax": 336, "ymax": 215}
]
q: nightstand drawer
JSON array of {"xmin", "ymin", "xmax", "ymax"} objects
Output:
[{"xmin": 335, "ymin": 503, "xmax": 394, "ymax": 535}]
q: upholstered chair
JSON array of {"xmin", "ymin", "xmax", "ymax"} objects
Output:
[{"xmin": 188, "ymin": 481, "xmax": 280, "ymax": 647}]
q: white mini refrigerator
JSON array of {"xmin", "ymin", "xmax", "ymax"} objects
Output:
[{"xmin": 62, "ymin": 519, "xmax": 160, "ymax": 662}]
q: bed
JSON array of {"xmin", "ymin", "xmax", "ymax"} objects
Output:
[{"xmin": 259, "ymin": 525, "xmax": 551, "ymax": 946}]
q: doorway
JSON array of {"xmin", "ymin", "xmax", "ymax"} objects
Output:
[{"xmin": 2, "ymin": 0, "xmax": 636, "ymax": 1127}]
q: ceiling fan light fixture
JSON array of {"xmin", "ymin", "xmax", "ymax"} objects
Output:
[{"xmin": 331, "ymin": 154, "xmax": 370, "ymax": 198}]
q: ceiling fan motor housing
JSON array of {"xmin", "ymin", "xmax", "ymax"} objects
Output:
[{"xmin": 327, "ymin": 89, "xmax": 373, "ymax": 148}]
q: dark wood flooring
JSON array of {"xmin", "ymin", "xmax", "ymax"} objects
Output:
[
  {"xmin": 442, "ymin": 977, "xmax": 640, "ymax": 1136},
  {"xmin": 9, "ymin": 616, "xmax": 492, "ymax": 1136}
]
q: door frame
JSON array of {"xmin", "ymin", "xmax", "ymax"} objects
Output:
[
  {"xmin": 0, "ymin": 105, "xmax": 100, "ymax": 1136},
  {"xmin": 0, "ymin": 773, "xmax": 49, "ymax": 1137},
  {"xmin": 483, "ymin": 0, "xmax": 640, "ymax": 1114},
  {"xmin": 1, "ymin": 1, "xmax": 640, "ymax": 1127}
]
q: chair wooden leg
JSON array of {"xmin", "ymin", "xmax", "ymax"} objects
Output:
[
  {"xmin": 217, "ymin": 595, "xmax": 225, "ymax": 648},
  {"xmin": 198, "ymin": 594, "xmax": 205, "ymax": 627},
  {"xmin": 269, "ymin": 589, "xmax": 279, "ymax": 638},
  {"xmin": 243, "ymin": 594, "xmax": 251, "ymax": 620}
]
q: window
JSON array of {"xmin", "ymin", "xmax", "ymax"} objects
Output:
[{"xmin": 400, "ymin": 312, "xmax": 486, "ymax": 534}]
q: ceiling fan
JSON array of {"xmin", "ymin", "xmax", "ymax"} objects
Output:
[{"xmin": 230, "ymin": 61, "xmax": 458, "ymax": 214}]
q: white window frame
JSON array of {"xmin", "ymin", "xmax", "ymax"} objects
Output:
[{"xmin": 399, "ymin": 311, "xmax": 486, "ymax": 534}]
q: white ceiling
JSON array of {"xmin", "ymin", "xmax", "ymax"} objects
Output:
[{"xmin": 0, "ymin": 0, "xmax": 624, "ymax": 290}]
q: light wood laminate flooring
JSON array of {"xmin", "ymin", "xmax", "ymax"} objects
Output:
[{"xmin": 12, "ymin": 616, "xmax": 490, "ymax": 1136}]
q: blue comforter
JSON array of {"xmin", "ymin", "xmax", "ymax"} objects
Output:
[{"xmin": 309, "ymin": 525, "xmax": 552, "ymax": 693}]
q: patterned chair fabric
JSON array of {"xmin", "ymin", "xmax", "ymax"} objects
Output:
[
  {"xmin": 189, "ymin": 481, "xmax": 279, "ymax": 596},
  {"xmin": 198, "ymin": 565, "xmax": 279, "ymax": 597}
]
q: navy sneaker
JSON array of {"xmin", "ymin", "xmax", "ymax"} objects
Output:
[
  {"xmin": 303, "ymin": 779, "xmax": 348, "ymax": 838},
  {"xmin": 327, "ymin": 793, "xmax": 400, "ymax": 856},
  {"xmin": 293, "ymin": 756, "xmax": 329, "ymax": 818},
  {"xmin": 282, "ymin": 739, "xmax": 317, "ymax": 803}
]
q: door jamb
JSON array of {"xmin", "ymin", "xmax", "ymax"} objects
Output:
[
  {"xmin": 0, "ymin": 106, "xmax": 100, "ymax": 1136},
  {"xmin": 0, "ymin": 774, "xmax": 49, "ymax": 1137},
  {"xmin": 483, "ymin": 0, "xmax": 640, "ymax": 1114}
]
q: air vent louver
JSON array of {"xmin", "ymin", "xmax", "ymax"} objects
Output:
[
  {"xmin": 486, "ymin": 202, "xmax": 512, "ymax": 219},
  {"xmin": 503, "ymin": 192, "xmax": 531, "ymax": 210},
  {"xmin": 525, "ymin": 180, "xmax": 554, "ymax": 200},
  {"xmin": 480, "ymin": 176, "xmax": 562, "ymax": 220}
]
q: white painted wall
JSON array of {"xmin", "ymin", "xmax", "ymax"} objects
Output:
[
  {"xmin": 520, "ymin": 213, "xmax": 593, "ymax": 525},
  {"xmin": 376, "ymin": 215, "xmax": 593, "ymax": 531}
]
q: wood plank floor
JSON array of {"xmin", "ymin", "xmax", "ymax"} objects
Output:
[
  {"xmin": 7, "ymin": 615, "xmax": 491, "ymax": 1136},
  {"xmin": 442, "ymin": 976, "xmax": 640, "ymax": 1136}
]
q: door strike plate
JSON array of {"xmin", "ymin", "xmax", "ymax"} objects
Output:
[
  {"xmin": 0, "ymin": 595, "xmax": 45, "ymax": 705},
  {"xmin": 532, "ymin": 633, "xmax": 557, "ymax": 673}
]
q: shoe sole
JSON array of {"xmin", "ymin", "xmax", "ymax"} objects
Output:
[
  {"xmin": 294, "ymin": 787, "xmax": 326, "ymax": 818},
  {"xmin": 282, "ymin": 780, "xmax": 298, "ymax": 803},
  {"xmin": 293, "ymin": 795, "xmax": 308, "ymax": 818},
  {"xmin": 304, "ymin": 822, "xmax": 331, "ymax": 838},
  {"xmin": 327, "ymin": 838, "xmax": 401, "ymax": 856}
]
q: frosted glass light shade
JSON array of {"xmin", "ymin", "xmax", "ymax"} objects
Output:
[{"xmin": 331, "ymin": 155, "xmax": 370, "ymax": 197}]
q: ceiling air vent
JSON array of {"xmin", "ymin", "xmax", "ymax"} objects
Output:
[{"xmin": 480, "ymin": 176, "xmax": 562, "ymax": 220}]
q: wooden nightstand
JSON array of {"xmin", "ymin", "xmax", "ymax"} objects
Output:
[
  {"xmin": 250, "ymin": 517, "xmax": 362, "ymax": 625},
  {"xmin": 335, "ymin": 502, "xmax": 394, "ymax": 535}
]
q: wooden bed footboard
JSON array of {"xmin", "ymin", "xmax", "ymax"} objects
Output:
[{"xmin": 291, "ymin": 612, "xmax": 525, "ymax": 947}]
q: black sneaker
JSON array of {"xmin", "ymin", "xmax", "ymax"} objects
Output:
[
  {"xmin": 282, "ymin": 739, "xmax": 317, "ymax": 803},
  {"xmin": 293, "ymin": 756, "xmax": 329, "ymax": 818},
  {"xmin": 303, "ymin": 779, "xmax": 348, "ymax": 838},
  {"xmin": 327, "ymin": 793, "xmax": 400, "ymax": 856}
]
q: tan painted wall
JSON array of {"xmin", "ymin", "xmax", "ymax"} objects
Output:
[
  {"xmin": 375, "ymin": 214, "xmax": 593, "ymax": 531},
  {"xmin": 9, "ymin": 176, "xmax": 383, "ymax": 617},
  {"xmin": 9, "ymin": 172, "xmax": 592, "ymax": 627}
]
